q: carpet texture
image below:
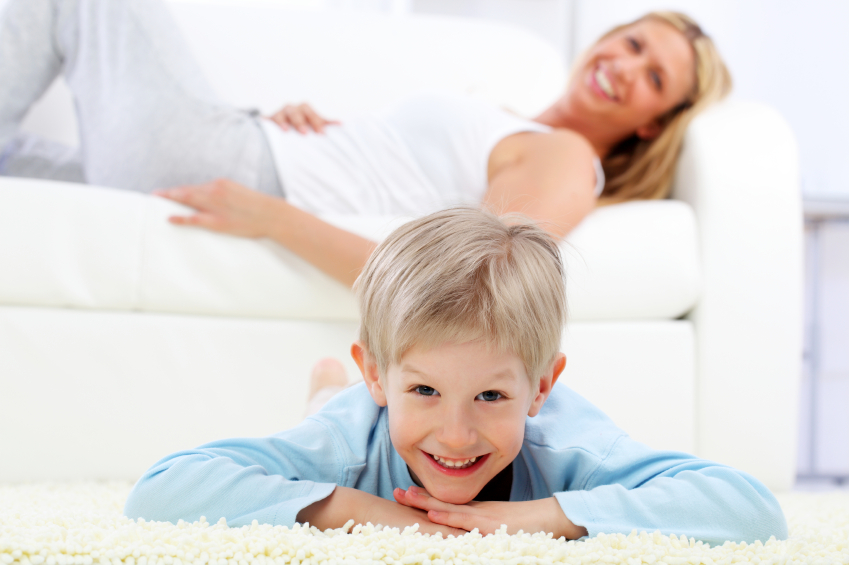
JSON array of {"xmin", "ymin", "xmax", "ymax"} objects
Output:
[{"xmin": 1, "ymin": 483, "xmax": 847, "ymax": 565}]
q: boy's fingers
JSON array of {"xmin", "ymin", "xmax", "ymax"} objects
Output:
[
  {"xmin": 393, "ymin": 488, "xmax": 430, "ymax": 510},
  {"xmin": 392, "ymin": 488, "xmax": 413, "ymax": 507},
  {"xmin": 428, "ymin": 510, "xmax": 478, "ymax": 532}
]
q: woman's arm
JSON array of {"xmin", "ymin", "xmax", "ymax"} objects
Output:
[
  {"xmin": 158, "ymin": 129, "xmax": 596, "ymax": 285},
  {"xmin": 156, "ymin": 180, "xmax": 376, "ymax": 287},
  {"xmin": 484, "ymin": 129, "xmax": 598, "ymax": 239}
]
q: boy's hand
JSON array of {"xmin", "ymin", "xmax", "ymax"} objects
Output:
[
  {"xmin": 297, "ymin": 486, "xmax": 466, "ymax": 537},
  {"xmin": 393, "ymin": 486, "xmax": 588, "ymax": 539}
]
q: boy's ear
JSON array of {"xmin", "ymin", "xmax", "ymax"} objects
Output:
[
  {"xmin": 351, "ymin": 341, "xmax": 387, "ymax": 407},
  {"xmin": 527, "ymin": 352, "xmax": 566, "ymax": 417}
]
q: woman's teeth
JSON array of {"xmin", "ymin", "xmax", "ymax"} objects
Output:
[
  {"xmin": 432, "ymin": 454, "xmax": 478, "ymax": 469},
  {"xmin": 594, "ymin": 68, "xmax": 615, "ymax": 99}
]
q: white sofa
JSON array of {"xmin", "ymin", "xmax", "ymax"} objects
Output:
[{"xmin": 0, "ymin": 1, "xmax": 802, "ymax": 491}]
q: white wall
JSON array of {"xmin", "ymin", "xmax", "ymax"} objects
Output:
[
  {"xmin": 413, "ymin": 0, "xmax": 574, "ymax": 61},
  {"xmin": 799, "ymin": 222, "xmax": 849, "ymax": 477}
]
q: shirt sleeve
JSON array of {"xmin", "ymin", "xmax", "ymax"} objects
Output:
[
  {"xmin": 123, "ymin": 416, "xmax": 346, "ymax": 527},
  {"xmin": 552, "ymin": 434, "xmax": 789, "ymax": 545}
]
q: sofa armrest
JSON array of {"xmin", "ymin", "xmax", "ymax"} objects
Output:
[{"xmin": 673, "ymin": 100, "xmax": 803, "ymax": 490}]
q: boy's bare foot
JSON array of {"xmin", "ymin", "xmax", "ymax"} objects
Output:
[{"xmin": 308, "ymin": 358, "xmax": 349, "ymax": 401}]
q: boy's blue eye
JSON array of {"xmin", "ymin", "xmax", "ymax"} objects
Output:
[
  {"xmin": 415, "ymin": 385, "xmax": 438, "ymax": 396},
  {"xmin": 476, "ymin": 390, "xmax": 502, "ymax": 402}
]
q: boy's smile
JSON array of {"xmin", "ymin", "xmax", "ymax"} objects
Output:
[{"xmin": 355, "ymin": 339, "xmax": 563, "ymax": 505}]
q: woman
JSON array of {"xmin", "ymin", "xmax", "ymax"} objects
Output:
[{"xmin": 0, "ymin": 0, "xmax": 730, "ymax": 287}]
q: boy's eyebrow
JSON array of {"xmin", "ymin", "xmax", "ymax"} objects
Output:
[
  {"xmin": 398, "ymin": 364, "xmax": 521, "ymax": 384},
  {"xmin": 398, "ymin": 365, "xmax": 429, "ymax": 378}
]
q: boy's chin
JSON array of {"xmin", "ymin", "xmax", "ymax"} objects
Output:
[{"xmin": 418, "ymin": 478, "xmax": 485, "ymax": 505}]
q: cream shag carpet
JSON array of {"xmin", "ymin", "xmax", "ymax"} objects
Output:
[{"xmin": 1, "ymin": 483, "xmax": 847, "ymax": 565}]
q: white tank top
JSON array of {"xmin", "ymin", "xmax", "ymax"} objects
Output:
[{"xmin": 260, "ymin": 94, "xmax": 603, "ymax": 216}]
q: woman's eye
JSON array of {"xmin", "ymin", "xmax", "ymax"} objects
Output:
[
  {"xmin": 415, "ymin": 385, "xmax": 438, "ymax": 396},
  {"xmin": 649, "ymin": 70, "xmax": 662, "ymax": 90},
  {"xmin": 627, "ymin": 37, "xmax": 641, "ymax": 53},
  {"xmin": 476, "ymin": 390, "xmax": 502, "ymax": 402}
]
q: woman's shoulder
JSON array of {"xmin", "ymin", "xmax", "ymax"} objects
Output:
[
  {"xmin": 495, "ymin": 127, "xmax": 596, "ymax": 174},
  {"xmin": 539, "ymin": 130, "xmax": 604, "ymax": 196},
  {"xmin": 538, "ymin": 128, "xmax": 595, "ymax": 157}
]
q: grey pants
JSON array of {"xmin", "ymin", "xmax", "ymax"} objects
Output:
[{"xmin": 0, "ymin": 0, "xmax": 282, "ymax": 196}]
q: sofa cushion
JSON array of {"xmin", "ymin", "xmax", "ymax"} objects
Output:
[{"xmin": 0, "ymin": 178, "xmax": 699, "ymax": 321}]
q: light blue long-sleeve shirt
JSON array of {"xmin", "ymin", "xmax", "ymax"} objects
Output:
[{"xmin": 125, "ymin": 383, "xmax": 787, "ymax": 545}]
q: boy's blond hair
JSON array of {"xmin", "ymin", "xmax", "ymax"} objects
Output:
[{"xmin": 354, "ymin": 207, "xmax": 566, "ymax": 384}]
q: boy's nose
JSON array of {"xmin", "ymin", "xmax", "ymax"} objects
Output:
[{"xmin": 435, "ymin": 405, "xmax": 477, "ymax": 448}]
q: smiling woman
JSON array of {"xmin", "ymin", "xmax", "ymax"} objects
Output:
[
  {"xmin": 156, "ymin": 11, "xmax": 731, "ymax": 286},
  {"xmin": 537, "ymin": 11, "xmax": 732, "ymax": 204},
  {"xmin": 0, "ymin": 2, "xmax": 731, "ymax": 287}
]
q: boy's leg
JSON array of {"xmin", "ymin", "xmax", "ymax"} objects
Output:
[
  {"xmin": 304, "ymin": 359, "xmax": 350, "ymax": 418},
  {"xmin": 0, "ymin": 0, "xmax": 281, "ymax": 195}
]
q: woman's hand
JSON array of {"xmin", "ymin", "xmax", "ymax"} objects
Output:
[
  {"xmin": 154, "ymin": 179, "xmax": 279, "ymax": 238},
  {"xmin": 267, "ymin": 103, "xmax": 340, "ymax": 134},
  {"xmin": 157, "ymin": 179, "xmax": 376, "ymax": 287},
  {"xmin": 393, "ymin": 486, "xmax": 587, "ymax": 539}
]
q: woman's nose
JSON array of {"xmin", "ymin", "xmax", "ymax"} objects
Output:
[{"xmin": 614, "ymin": 54, "xmax": 643, "ymax": 84}]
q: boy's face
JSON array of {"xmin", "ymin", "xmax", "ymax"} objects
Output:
[{"xmin": 354, "ymin": 340, "xmax": 563, "ymax": 505}]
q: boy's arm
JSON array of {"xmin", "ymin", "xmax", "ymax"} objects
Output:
[
  {"xmin": 393, "ymin": 487, "xmax": 588, "ymax": 539},
  {"xmin": 124, "ymin": 419, "xmax": 345, "ymax": 527},
  {"xmin": 550, "ymin": 437, "xmax": 788, "ymax": 544},
  {"xmin": 124, "ymin": 397, "xmax": 463, "ymax": 535},
  {"xmin": 396, "ymin": 438, "xmax": 787, "ymax": 545}
]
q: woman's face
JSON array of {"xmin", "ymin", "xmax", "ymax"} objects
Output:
[{"xmin": 565, "ymin": 18, "xmax": 696, "ymax": 146}]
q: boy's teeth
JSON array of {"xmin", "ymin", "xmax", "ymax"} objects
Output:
[{"xmin": 432, "ymin": 454, "xmax": 478, "ymax": 469}]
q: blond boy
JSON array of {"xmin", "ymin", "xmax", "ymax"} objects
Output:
[{"xmin": 126, "ymin": 208, "xmax": 786, "ymax": 544}]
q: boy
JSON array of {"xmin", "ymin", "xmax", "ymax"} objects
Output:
[{"xmin": 125, "ymin": 208, "xmax": 786, "ymax": 544}]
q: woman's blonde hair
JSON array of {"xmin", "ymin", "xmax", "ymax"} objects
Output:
[
  {"xmin": 597, "ymin": 11, "xmax": 732, "ymax": 204},
  {"xmin": 355, "ymin": 207, "xmax": 566, "ymax": 384}
]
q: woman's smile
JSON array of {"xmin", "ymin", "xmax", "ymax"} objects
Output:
[{"xmin": 590, "ymin": 64, "xmax": 618, "ymax": 101}]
